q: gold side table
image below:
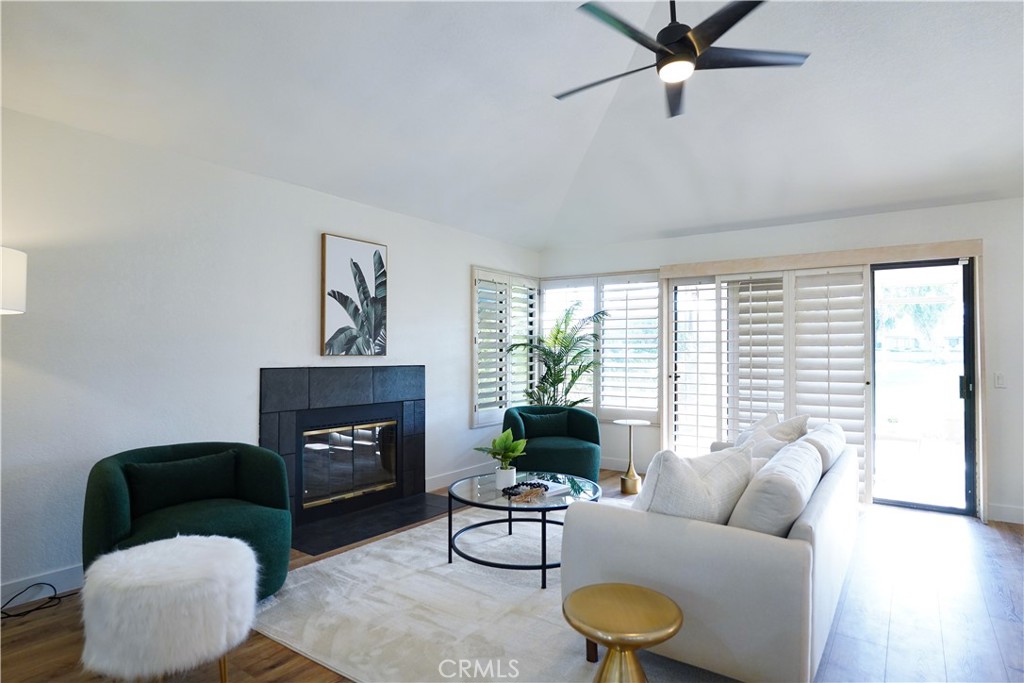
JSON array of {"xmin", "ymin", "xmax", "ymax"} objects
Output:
[
  {"xmin": 613, "ymin": 419, "xmax": 650, "ymax": 495},
  {"xmin": 563, "ymin": 582, "xmax": 683, "ymax": 683}
]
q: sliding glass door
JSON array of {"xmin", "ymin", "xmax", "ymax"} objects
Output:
[
  {"xmin": 871, "ymin": 259, "xmax": 976, "ymax": 514},
  {"xmin": 669, "ymin": 267, "xmax": 871, "ymax": 499}
]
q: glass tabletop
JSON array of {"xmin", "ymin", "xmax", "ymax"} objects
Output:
[{"xmin": 449, "ymin": 471, "xmax": 601, "ymax": 511}]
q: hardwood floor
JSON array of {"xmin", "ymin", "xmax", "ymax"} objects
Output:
[
  {"xmin": 3, "ymin": 472, "xmax": 1021, "ymax": 682},
  {"xmin": 816, "ymin": 504, "xmax": 1023, "ymax": 682}
]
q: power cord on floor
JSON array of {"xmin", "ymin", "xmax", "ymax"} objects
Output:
[{"xmin": 1, "ymin": 583, "xmax": 63, "ymax": 619}]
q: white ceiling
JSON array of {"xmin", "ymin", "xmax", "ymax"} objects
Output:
[{"xmin": 3, "ymin": 1, "xmax": 1022, "ymax": 251}]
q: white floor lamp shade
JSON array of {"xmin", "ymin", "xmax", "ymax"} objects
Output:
[{"xmin": 2, "ymin": 247, "xmax": 27, "ymax": 314}]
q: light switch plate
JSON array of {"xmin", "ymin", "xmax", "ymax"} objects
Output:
[{"xmin": 994, "ymin": 372, "xmax": 1007, "ymax": 389}]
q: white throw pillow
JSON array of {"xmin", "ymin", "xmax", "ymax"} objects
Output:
[
  {"xmin": 632, "ymin": 446, "xmax": 753, "ymax": 524},
  {"xmin": 633, "ymin": 449, "xmax": 671, "ymax": 506},
  {"xmin": 764, "ymin": 414, "xmax": 810, "ymax": 443},
  {"xmin": 751, "ymin": 457, "xmax": 770, "ymax": 476},
  {"xmin": 728, "ymin": 440, "xmax": 822, "ymax": 537},
  {"xmin": 734, "ymin": 412, "xmax": 780, "ymax": 446},
  {"xmin": 798, "ymin": 422, "xmax": 846, "ymax": 473},
  {"xmin": 745, "ymin": 428, "xmax": 790, "ymax": 459}
]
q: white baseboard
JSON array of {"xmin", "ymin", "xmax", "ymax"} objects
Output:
[
  {"xmin": 986, "ymin": 503, "xmax": 1024, "ymax": 524},
  {"xmin": 601, "ymin": 457, "xmax": 629, "ymax": 473},
  {"xmin": 426, "ymin": 462, "xmax": 494, "ymax": 492},
  {"xmin": 2, "ymin": 564, "xmax": 84, "ymax": 608}
]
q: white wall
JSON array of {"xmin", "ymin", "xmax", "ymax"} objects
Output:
[
  {"xmin": 0, "ymin": 111, "xmax": 539, "ymax": 601},
  {"xmin": 542, "ymin": 198, "xmax": 1024, "ymax": 523},
  {"xmin": 3, "ymin": 110, "xmax": 1021, "ymax": 606}
]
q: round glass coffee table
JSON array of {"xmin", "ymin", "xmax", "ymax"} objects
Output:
[{"xmin": 448, "ymin": 471, "xmax": 601, "ymax": 588}]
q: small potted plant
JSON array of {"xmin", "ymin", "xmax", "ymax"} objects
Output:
[{"xmin": 474, "ymin": 429, "xmax": 527, "ymax": 489}]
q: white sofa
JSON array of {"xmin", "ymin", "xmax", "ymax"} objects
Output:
[{"xmin": 561, "ymin": 445, "xmax": 858, "ymax": 682}]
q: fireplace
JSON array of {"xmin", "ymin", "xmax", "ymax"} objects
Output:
[
  {"xmin": 301, "ymin": 420, "xmax": 398, "ymax": 506},
  {"xmin": 259, "ymin": 366, "xmax": 425, "ymax": 527}
]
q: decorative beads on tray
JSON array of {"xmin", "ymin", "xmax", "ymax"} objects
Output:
[{"xmin": 501, "ymin": 482, "xmax": 549, "ymax": 502}]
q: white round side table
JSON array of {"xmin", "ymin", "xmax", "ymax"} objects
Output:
[{"xmin": 613, "ymin": 419, "xmax": 651, "ymax": 494}]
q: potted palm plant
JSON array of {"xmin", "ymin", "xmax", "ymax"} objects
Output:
[
  {"xmin": 507, "ymin": 302, "xmax": 608, "ymax": 406},
  {"xmin": 474, "ymin": 429, "xmax": 527, "ymax": 488}
]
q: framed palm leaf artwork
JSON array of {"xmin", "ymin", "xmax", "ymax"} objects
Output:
[{"xmin": 321, "ymin": 233, "xmax": 387, "ymax": 356}]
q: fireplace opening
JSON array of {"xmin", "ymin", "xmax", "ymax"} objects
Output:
[
  {"xmin": 292, "ymin": 399, "xmax": 409, "ymax": 526},
  {"xmin": 301, "ymin": 420, "xmax": 398, "ymax": 507}
]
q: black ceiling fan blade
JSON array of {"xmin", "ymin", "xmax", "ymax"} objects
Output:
[
  {"xmin": 688, "ymin": 1, "xmax": 764, "ymax": 54},
  {"xmin": 554, "ymin": 64, "xmax": 656, "ymax": 100},
  {"xmin": 696, "ymin": 46, "xmax": 809, "ymax": 70},
  {"xmin": 579, "ymin": 2, "xmax": 673, "ymax": 55},
  {"xmin": 665, "ymin": 81, "xmax": 685, "ymax": 117}
]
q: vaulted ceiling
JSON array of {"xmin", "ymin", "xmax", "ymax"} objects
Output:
[{"xmin": 3, "ymin": 1, "xmax": 1021, "ymax": 250}]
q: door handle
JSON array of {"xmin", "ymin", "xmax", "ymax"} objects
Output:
[{"xmin": 959, "ymin": 376, "xmax": 972, "ymax": 399}]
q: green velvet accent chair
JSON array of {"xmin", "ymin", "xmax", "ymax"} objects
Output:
[
  {"xmin": 503, "ymin": 406, "xmax": 601, "ymax": 482},
  {"xmin": 82, "ymin": 442, "xmax": 291, "ymax": 601}
]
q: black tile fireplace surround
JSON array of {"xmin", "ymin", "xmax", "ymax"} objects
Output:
[{"xmin": 259, "ymin": 366, "xmax": 425, "ymax": 527}]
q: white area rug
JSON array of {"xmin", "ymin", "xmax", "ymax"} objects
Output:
[{"xmin": 254, "ymin": 506, "xmax": 732, "ymax": 683}]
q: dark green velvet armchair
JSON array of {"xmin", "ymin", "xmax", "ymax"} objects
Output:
[
  {"xmin": 82, "ymin": 442, "xmax": 291, "ymax": 601},
  {"xmin": 503, "ymin": 406, "xmax": 602, "ymax": 482}
]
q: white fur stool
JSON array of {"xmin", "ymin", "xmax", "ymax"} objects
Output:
[{"xmin": 82, "ymin": 535, "xmax": 258, "ymax": 682}]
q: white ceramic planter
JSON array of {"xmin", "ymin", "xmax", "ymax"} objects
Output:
[{"xmin": 495, "ymin": 466, "xmax": 517, "ymax": 489}]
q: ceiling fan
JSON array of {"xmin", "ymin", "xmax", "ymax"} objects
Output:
[{"xmin": 555, "ymin": 0, "xmax": 809, "ymax": 117}]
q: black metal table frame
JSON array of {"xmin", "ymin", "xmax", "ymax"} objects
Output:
[
  {"xmin": 448, "ymin": 473, "xmax": 598, "ymax": 589},
  {"xmin": 448, "ymin": 499, "xmax": 563, "ymax": 588}
]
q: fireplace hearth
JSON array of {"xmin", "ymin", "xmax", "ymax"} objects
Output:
[{"xmin": 259, "ymin": 366, "xmax": 425, "ymax": 527}]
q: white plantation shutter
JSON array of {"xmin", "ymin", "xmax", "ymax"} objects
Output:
[
  {"xmin": 473, "ymin": 271, "xmax": 508, "ymax": 426},
  {"xmin": 792, "ymin": 267, "xmax": 871, "ymax": 500},
  {"xmin": 472, "ymin": 268, "xmax": 538, "ymax": 427},
  {"xmin": 600, "ymin": 275, "xmax": 660, "ymax": 419},
  {"xmin": 721, "ymin": 276, "xmax": 786, "ymax": 440},
  {"xmin": 669, "ymin": 280, "xmax": 722, "ymax": 456},
  {"xmin": 540, "ymin": 273, "xmax": 660, "ymax": 416},
  {"xmin": 508, "ymin": 277, "xmax": 538, "ymax": 407},
  {"xmin": 669, "ymin": 269, "xmax": 871, "ymax": 488}
]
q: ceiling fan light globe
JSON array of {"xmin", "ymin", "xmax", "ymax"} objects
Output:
[{"xmin": 658, "ymin": 59, "xmax": 695, "ymax": 83}]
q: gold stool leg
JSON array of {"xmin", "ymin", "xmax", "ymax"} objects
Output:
[
  {"xmin": 219, "ymin": 654, "xmax": 228, "ymax": 683},
  {"xmin": 594, "ymin": 646, "xmax": 645, "ymax": 683}
]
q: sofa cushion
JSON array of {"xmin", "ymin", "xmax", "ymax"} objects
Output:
[
  {"xmin": 124, "ymin": 450, "xmax": 237, "ymax": 518},
  {"xmin": 764, "ymin": 414, "xmax": 810, "ymax": 442},
  {"xmin": 632, "ymin": 445, "xmax": 752, "ymax": 524},
  {"xmin": 797, "ymin": 422, "xmax": 846, "ymax": 473},
  {"xmin": 520, "ymin": 411, "xmax": 568, "ymax": 438},
  {"xmin": 513, "ymin": 435, "xmax": 601, "ymax": 481},
  {"xmin": 728, "ymin": 440, "xmax": 822, "ymax": 537},
  {"xmin": 751, "ymin": 457, "xmax": 771, "ymax": 476},
  {"xmin": 745, "ymin": 428, "xmax": 791, "ymax": 459},
  {"xmin": 522, "ymin": 435, "xmax": 593, "ymax": 454},
  {"xmin": 119, "ymin": 497, "xmax": 292, "ymax": 601},
  {"xmin": 734, "ymin": 412, "xmax": 780, "ymax": 446}
]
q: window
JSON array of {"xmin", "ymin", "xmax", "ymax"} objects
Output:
[
  {"xmin": 599, "ymin": 275, "xmax": 660, "ymax": 418},
  {"xmin": 541, "ymin": 273, "xmax": 660, "ymax": 421},
  {"xmin": 669, "ymin": 267, "xmax": 870, "ymax": 498},
  {"xmin": 471, "ymin": 268, "xmax": 539, "ymax": 427},
  {"xmin": 540, "ymin": 279, "xmax": 597, "ymax": 406},
  {"xmin": 792, "ymin": 269, "xmax": 869, "ymax": 487},
  {"xmin": 668, "ymin": 279, "xmax": 721, "ymax": 457},
  {"xmin": 721, "ymin": 275, "xmax": 787, "ymax": 438}
]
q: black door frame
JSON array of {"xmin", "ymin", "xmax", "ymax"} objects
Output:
[{"xmin": 870, "ymin": 257, "xmax": 978, "ymax": 516}]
